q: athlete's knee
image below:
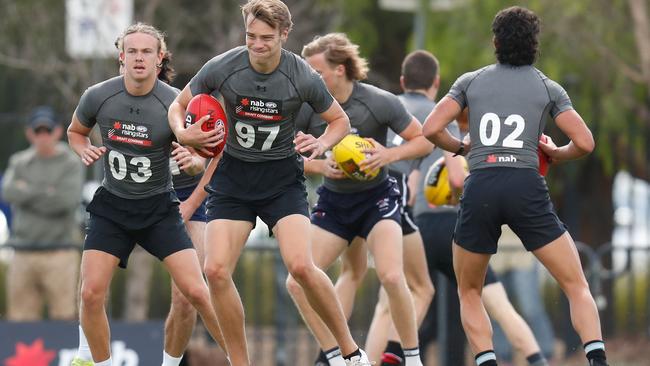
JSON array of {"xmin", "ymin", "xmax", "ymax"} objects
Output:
[
  {"xmin": 286, "ymin": 259, "xmax": 314, "ymax": 284},
  {"xmin": 170, "ymin": 289, "xmax": 197, "ymax": 318},
  {"xmin": 412, "ymin": 276, "xmax": 435, "ymax": 302},
  {"xmin": 457, "ymin": 286, "xmax": 482, "ymax": 303},
  {"xmin": 377, "ymin": 268, "xmax": 405, "ymax": 291},
  {"xmin": 285, "ymin": 275, "xmax": 304, "ymax": 297},
  {"xmin": 180, "ymin": 283, "xmax": 211, "ymax": 308},
  {"xmin": 204, "ymin": 261, "xmax": 232, "ymax": 286},
  {"xmin": 80, "ymin": 282, "xmax": 107, "ymax": 310}
]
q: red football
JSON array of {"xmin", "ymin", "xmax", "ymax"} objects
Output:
[
  {"xmin": 538, "ymin": 134, "xmax": 551, "ymax": 176},
  {"xmin": 185, "ymin": 94, "xmax": 227, "ymax": 157}
]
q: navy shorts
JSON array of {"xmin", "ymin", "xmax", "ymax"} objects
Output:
[
  {"xmin": 311, "ymin": 177, "xmax": 402, "ymax": 243},
  {"xmin": 206, "ymin": 152, "xmax": 309, "ymax": 230},
  {"xmin": 84, "ymin": 187, "xmax": 193, "ymax": 268},
  {"xmin": 175, "ymin": 185, "xmax": 207, "ymax": 222},
  {"xmin": 416, "ymin": 211, "xmax": 498, "ymax": 286},
  {"xmin": 389, "ymin": 170, "xmax": 419, "ymax": 235},
  {"xmin": 454, "ymin": 168, "xmax": 567, "ymax": 254}
]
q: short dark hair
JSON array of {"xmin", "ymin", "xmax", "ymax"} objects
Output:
[
  {"xmin": 492, "ymin": 6, "xmax": 540, "ymax": 66},
  {"xmin": 401, "ymin": 50, "xmax": 439, "ymax": 90}
]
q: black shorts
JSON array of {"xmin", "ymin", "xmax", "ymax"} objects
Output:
[
  {"xmin": 416, "ymin": 211, "xmax": 498, "ymax": 286},
  {"xmin": 206, "ymin": 152, "xmax": 309, "ymax": 230},
  {"xmin": 389, "ymin": 170, "xmax": 419, "ymax": 235},
  {"xmin": 311, "ymin": 177, "xmax": 402, "ymax": 243},
  {"xmin": 175, "ymin": 185, "xmax": 207, "ymax": 222},
  {"xmin": 454, "ymin": 167, "xmax": 567, "ymax": 254},
  {"xmin": 84, "ymin": 187, "xmax": 193, "ymax": 268}
]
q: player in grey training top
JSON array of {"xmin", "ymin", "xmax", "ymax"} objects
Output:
[
  {"xmin": 76, "ymin": 76, "xmax": 177, "ymax": 198},
  {"xmin": 189, "ymin": 46, "xmax": 334, "ymax": 162},
  {"xmin": 422, "ymin": 7, "xmax": 605, "ymax": 366},
  {"xmin": 298, "ymin": 81, "xmax": 413, "ymax": 193},
  {"xmin": 289, "ymin": 33, "xmax": 431, "ymax": 366},
  {"xmin": 67, "ymin": 23, "xmax": 226, "ymax": 366},
  {"xmin": 167, "ymin": 2, "xmax": 370, "ymax": 366},
  {"xmin": 447, "ymin": 65, "xmax": 572, "ymax": 171}
]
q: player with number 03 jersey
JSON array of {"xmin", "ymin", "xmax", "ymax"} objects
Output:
[
  {"xmin": 422, "ymin": 6, "xmax": 607, "ymax": 366},
  {"xmin": 167, "ymin": 1, "xmax": 373, "ymax": 365},
  {"xmin": 67, "ymin": 23, "xmax": 225, "ymax": 366}
]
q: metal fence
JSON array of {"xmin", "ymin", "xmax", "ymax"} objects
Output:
[{"xmin": 231, "ymin": 241, "xmax": 650, "ymax": 365}]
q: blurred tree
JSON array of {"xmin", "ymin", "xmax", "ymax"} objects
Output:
[{"xmin": 0, "ymin": 0, "xmax": 648, "ymax": 246}]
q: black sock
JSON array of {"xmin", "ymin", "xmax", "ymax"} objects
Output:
[
  {"xmin": 584, "ymin": 340, "xmax": 607, "ymax": 363},
  {"xmin": 344, "ymin": 348, "xmax": 361, "ymax": 360},
  {"xmin": 525, "ymin": 352, "xmax": 548, "ymax": 366},
  {"xmin": 475, "ymin": 350, "xmax": 497, "ymax": 366},
  {"xmin": 384, "ymin": 340, "xmax": 404, "ymax": 359},
  {"xmin": 314, "ymin": 349, "xmax": 328, "ymax": 364}
]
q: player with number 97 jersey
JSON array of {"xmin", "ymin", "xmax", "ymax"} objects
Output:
[{"xmin": 189, "ymin": 46, "xmax": 333, "ymax": 162}]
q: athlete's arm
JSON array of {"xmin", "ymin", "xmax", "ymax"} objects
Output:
[
  {"xmin": 67, "ymin": 111, "xmax": 107, "ymax": 166},
  {"xmin": 422, "ymin": 96, "xmax": 465, "ymax": 154},
  {"xmin": 407, "ymin": 169, "xmax": 420, "ymax": 207},
  {"xmin": 168, "ymin": 85, "xmax": 223, "ymax": 157},
  {"xmin": 361, "ymin": 117, "xmax": 433, "ymax": 172},
  {"xmin": 179, "ymin": 153, "xmax": 220, "ymax": 223},
  {"xmin": 295, "ymin": 100, "xmax": 350, "ymax": 160},
  {"xmin": 539, "ymin": 109, "xmax": 595, "ymax": 163}
]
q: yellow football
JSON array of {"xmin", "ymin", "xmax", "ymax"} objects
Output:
[
  {"xmin": 424, "ymin": 156, "xmax": 468, "ymax": 206},
  {"xmin": 332, "ymin": 134, "xmax": 380, "ymax": 181}
]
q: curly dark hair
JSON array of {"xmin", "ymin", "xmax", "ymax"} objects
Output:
[{"xmin": 492, "ymin": 6, "xmax": 540, "ymax": 66}]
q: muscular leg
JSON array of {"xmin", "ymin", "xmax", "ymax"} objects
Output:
[
  {"xmin": 202, "ymin": 219, "xmax": 252, "ymax": 366},
  {"xmin": 280, "ymin": 215, "xmax": 359, "ymax": 355},
  {"xmin": 532, "ymin": 233, "xmax": 603, "ymax": 342},
  {"xmin": 334, "ymin": 238, "xmax": 368, "ymax": 319},
  {"xmin": 365, "ymin": 231, "xmax": 434, "ymax": 362},
  {"xmin": 164, "ymin": 248, "xmax": 228, "ymax": 364},
  {"xmin": 452, "ymin": 243, "xmax": 493, "ymax": 354},
  {"xmin": 79, "ymin": 250, "xmax": 119, "ymax": 362},
  {"xmin": 482, "ymin": 282, "xmax": 542, "ymax": 358},
  {"xmin": 366, "ymin": 220, "xmax": 418, "ymax": 349},
  {"xmin": 164, "ymin": 221, "xmax": 226, "ymax": 357}
]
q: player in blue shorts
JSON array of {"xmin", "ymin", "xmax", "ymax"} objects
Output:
[
  {"xmin": 290, "ymin": 33, "xmax": 432, "ymax": 366},
  {"xmin": 168, "ymin": 1, "xmax": 371, "ymax": 365},
  {"xmin": 422, "ymin": 7, "xmax": 607, "ymax": 366}
]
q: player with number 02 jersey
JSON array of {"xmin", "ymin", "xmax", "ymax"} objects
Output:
[
  {"xmin": 422, "ymin": 6, "xmax": 607, "ymax": 366},
  {"xmin": 167, "ymin": 1, "xmax": 372, "ymax": 365}
]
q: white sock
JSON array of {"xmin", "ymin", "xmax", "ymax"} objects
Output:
[
  {"xmin": 404, "ymin": 347, "xmax": 423, "ymax": 366},
  {"xmin": 95, "ymin": 357, "xmax": 112, "ymax": 366},
  {"xmin": 328, "ymin": 354, "xmax": 346, "ymax": 366},
  {"xmin": 76, "ymin": 325, "xmax": 93, "ymax": 361},
  {"xmin": 162, "ymin": 351, "xmax": 183, "ymax": 366}
]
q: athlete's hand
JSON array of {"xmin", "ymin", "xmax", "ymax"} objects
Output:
[
  {"xmin": 178, "ymin": 200, "xmax": 194, "ymax": 223},
  {"xmin": 294, "ymin": 131, "xmax": 326, "ymax": 160},
  {"xmin": 171, "ymin": 142, "xmax": 194, "ymax": 170},
  {"xmin": 178, "ymin": 115, "xmax": 225, "ymax": 154},
  {"xmin": 360, "ymin": 137, "xmax": 392, "ymax": 172},
  {"xmin": 322, "ymin": 152, "xmax": 345, "ymax": 179},
  {"xmin": 80, "ymin": 146, "xmax": 107, "ymax": 166},
  {"xmin": 538, "ymin": 134, "xmax": 561, "ymax": 163}
]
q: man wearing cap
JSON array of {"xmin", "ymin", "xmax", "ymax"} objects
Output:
[{"xmin": 2, "ymin": 106, "xmax": 84, "ymax": 320}]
